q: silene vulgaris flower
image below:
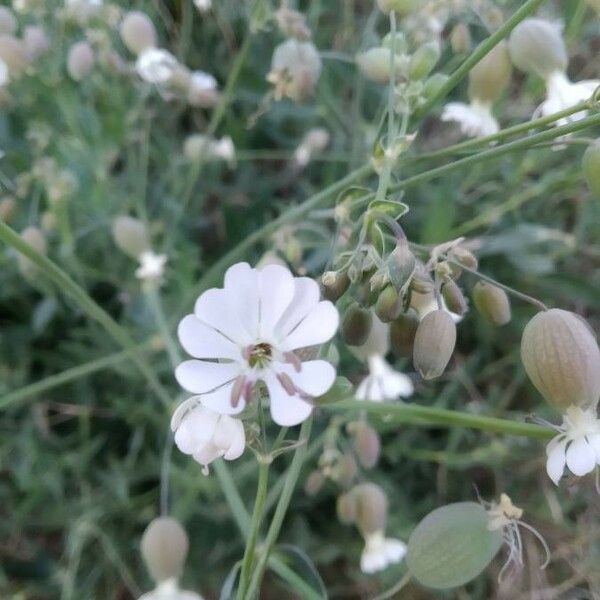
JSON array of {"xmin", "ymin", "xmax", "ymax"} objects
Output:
[{"xmin": 175, "ymin": 262, "xmax": 339, "ymax": 427}]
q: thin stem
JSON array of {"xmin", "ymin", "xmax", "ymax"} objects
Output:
[
  {"xmin": 244, "ymin": 418, "xmax": 313, "ymax": 599},
  {"xmin": 326, "ymin": 400, "xmax": 554, "ymax": 440},
  {"xmin": 372, "ymin": 572, "xmax": 412, "ymax": 600},
  {"xmin": 237, "ymin": 460, "xmax": 271, "ymax": 600}
]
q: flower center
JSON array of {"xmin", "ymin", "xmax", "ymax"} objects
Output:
[{"xmin": 246, "ymin": 342, "xmax": 273, "ymax": 369}]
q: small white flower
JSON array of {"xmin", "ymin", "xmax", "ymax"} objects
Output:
[
  {"xmin": 356, "ymin": 355, "xmax": 413, "ymax": 402},
  {"xmin": 135, "ymin": 250, "xmax": 167, "ymax": 284},
  {"xmin": 187, "ymin": 70, "xmax": 219, "ymax": 107},
  {"xmin": 546, "ymin": 406, "xmax": 600, "ymax": 485},
  {"xmin": 175, "ymin": 262, "xmax": 339, "ymax": 427},
  {"xmin": 294, "ymin": 128, "xmax": 330, "ymax": 167},
  {"xmin": 171, "ymin": 403, "xmax": 245, "ymax": 475},
  {"xmin": 139, "ymin": 578, "xmax": 204, "ymax": 600},
  {"xmin": 360, "ymin": 530, "xmax": 407, "ymax": 574},
  {"xmin": 441, "ymin": 100, "xmax": 499, "ymax": 138},
  {"xmin": 183, "ymin": 134, "xmax": 235, "ymax": 164},
  {"xmin": 136, "ymin": 48, "xmax": 179, "ymax": 84},
  {"xmin": 193, "ymin": 0, "xmax": 211, "ymax": 12}
]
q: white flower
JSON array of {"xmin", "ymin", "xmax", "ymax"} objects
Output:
[
  {"xmin": 136, "ymin": 48, "xmax": 179, "ymax": 84},
  {"xmin": 171, "ymin": 403, "xmax": 245, "ymax": 474},
  {"xmin": 441, "ymin": 100, "xmax": 499, "ymax": 138},
  {"xmin": 139, "ymin": 579, "xmax": 204, "ymax": 600},
  {"xmin": 356, "ymin": 355, "xmax": 413, "ymax": 402},
  {"xmin": 537, "ymin": 71, "xmax": 600, "ymax": 126},
  {"xmin": 187, "ymin": 70, "xmax": 219, "ymax": 107},
  {"xmin": 175, "ymin": 262, "xmax": 339, "ymax": 427},
  {"xmin": 546, "ymin": 406, "xmax": 600, "ymax": 485},
  {"xmin": 183, "ymin": 134, "xmax": 235, "ymax": 164},
  {"xmin": 193, "ymin": 0, "xmax": 211, "ymax": 12},
  {"xmin": 360, "ymin": 530, "xmax": 406, "ymax": 574},
  {"xmin": 135, "ymin": 250, "xmax": 167, "ymax": 284}
]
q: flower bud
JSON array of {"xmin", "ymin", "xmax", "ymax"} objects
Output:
[
  {"xmin": 356, "ymin": 47, "xmax": 398, "ymax": 84},
  {"xmin": 333, "ymin": 452, "xmax": 359, "ymax": 488},
  {"xmin": 508, "ymin": 18, "xmax": 567, "ymax": 78},
  {"xmin": 17, "ymin": 226, "xmax": 46, "ymax": 279},
  {"xmin": 382, "ymin": 32, "xmax": 408, "ymax": 54},
  {"xmin": 67, "ymin": 41, "xmax": 95, "ymax": 81},
  {"xmin": 409, "ymin": 41, "xmax": 440, "ymax": 80},
  {"xmin": 348, "ymin": 421, "xmax": 381, "ymax": 469},
  {"xmin": 0, "ymin": 196, "xmax": 16, "ymax": 221},
  {"xmin": 376, "ymin": 0, "xmax": 418, "ymax": 17},
  {"xmin": 23, "ymin": 26, "xmax": 50, "ymax": 62},
  {"xmin": 422, "ymin": 73, "xmax": 449, "ymax": 100},
  {"xmin": 141, "ymin": 517, "xmax": 189, "ymax": 583},
  {"xmin": 0, "ymin": 34, "xmax": 29, "ymax": 77},
  {"xmin": 583, "ymin": 140, "xmax": 600, "ymax": 200},
  {"xmin": 342, "ymin": 303, "xmax": 373, "ymax": 346},
  {"xmin": 337, "ymin": 491, "xmax": 358, "ymax": 524},
  {"xmin": 450, "ymin": 23, "xmax": 471, "ymax": 54},
  {"xmin": 275, "ymin": 6, "xmax": 311, "ymax": 40},
  {"xmin": 441, "ymin": 280, "xmax": 468, "ymax": 317},
  {"xmin": 0, "ymin": 7, "xmax": 17, "ymax": 35},
  {"xmin": 353, "ymin": 483, "xmax": 388, "ymax": 537},
  {"xmin": 120, "ymin": 11, "xmax": 157, "ymax": 55},
  {"xmin": 321, "ymin": 270, "xmax": 350, "ymax": 302},
  {"xmin": 521, "ymin": 309, "xmax": 600, "ymax": 410},
  {"xmin": 304, "ymin": 470, "xmax": 325, "ymax": 496},
  {"xmin": 374, "ymin": 285, "xmax": 403, "ymax": 323},
  {"xmin": 112, "ymin": 215, "xmax": 149, "ymax": 259},
  {"xmin": 407, "ymin": 502, "xmax": 503, "ymax": 590},
  {"xmin": 448, "ymin": 245, "xmax": 478, "ymax": 273},
  {"xmin": 413, "ymin": 309, "xmax": 456, "ymax": 379},
  {"xmin": 387, "ymin": 240, "xmax": 416, "ymax": 292},
  {"xmin": 472, "ymin": 281, "xmax": 511, "ymax": 326},
  {"xmin": 390, "ymin": 311, "xmax": 419, "ymax": 357},
  {"xmin": 468, "ymin": 41, "xmax": 512, "ymax": 104}
]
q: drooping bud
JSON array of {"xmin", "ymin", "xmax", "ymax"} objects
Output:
[
  {"xmin": 348, "ymin": 421, "xmax": 381, "ymax": 469},
  {"xmin": 112, "ymin": 215, "xmax": 150, "ymax": 259},
  {"xmin": 472, "ymin": 281, "xmax": 511, "ymax": 326},
  {"xmin": 333, "ymin": 452, "xmax": 359, "ymax": 488},
  {"xmin": 448, "ymin": 245, "xmax": 478, "ymax": 276},
  {"xmin": 141, "ymin": 517, "xmax": 189, "ymax": 584},
  {"xmin": 468, "ymin": 41, "xmax": 512, "ymax": 104},
  {"xmin": 387, "ymin": 239, "xmax": 416, "ymax": 292},
  {"xmin": 304, "ymin": 470, "xmax": 325, "ymax": 496},
  {"xmin": 342, "ymin": 303, "xmax": 373, "ymax": 346},
  {"xmin": 17, "ymin": 226, "xmax": 46, "ymax": 279},
  {"xmin": 583, "ymin": 140, "xmax": 600, "ymax": 200},
  {"xmin": 337, "ymin": 491, "xmax": 358, "ymax": 524},
  {"xmin": 441, "ymin": 280, "xmax": 468, "ymax": 316},
  {"xmin": 375, "ymin": 285, "xmax": 403, "ymax": 323},
  {"xmin": 508, "ymin": 18, "xmax": 567, "ymax": 78},
  {"xmin": 67, "ymin": 41, "xmax": 95, "ymax": 81},
  {"xmin": 0, "ymin": 7, "xmax": 17, "ymax": 35},
  {"xmin": 356, "ymin": 47, "xmax": 399, "ymax": 84},
  {"xmin": 521, "ymin": 309, "xmax": 600, "ymax": 410},
  {"xmin": 353, "ymin": 483, "xmax": 388, "ymax": 538},
  {"xmin": 406, "ymin": 502, "xmax": 503, "ymax": 590},
  {"xmin": 120, "ymin": 11, "xmax": 157, "ymax": 55},
  {"xmin": 450, "ymin": 23, "xmax": 471, "ymax": 54},
  {"xmin": 422, "ymin": 73, "xmax": 449, "ymax": 101},
  {"xmin": 409, "ymin": 41, "xmax": 440, "ymax": 80},
  {"xmin": 413, "ymin": 309, "xmax": 456, "ymax": 379},
  {"xmin": 390, "ymin": 311, "xmax": 419, "ymax": 357},
  {"xmin": 376, "ymin": 0, "xmax": 418, "ymax": 17},
  {"xmin": 321, "ymin": 270, "xmax": 350, "ymax": 302}
]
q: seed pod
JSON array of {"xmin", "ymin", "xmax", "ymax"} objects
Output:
[
  {"xmin": 0, "ymin": 7, "xmax": 17, "ymax": 35},
  {"xmin": 120, "ymin": 11, "xmax": 157, "ymax": 56},
  {"xmin": 583, "ymin": 140, "xmax": 600, "ymax": 199},
  {"xmin": 141, "ymin": 517, "xmax": 189, "ymax": 583},
  {"xmin": 337, "ymin": 491, "xmax": 358, "ymax": 524},
  {"xmin": 409, "ymin": 41, "xmax": 440, "ymax": 80},
  {"xmin": 441, "ymin": 280, "xmax": 468, "ymax": 316},
  {"xmin": 508, "ymin": 18, "xmax": 567, "ymax": 78},
  {"xmin": 353, "ymin": 483, "xmax": 388, "ymax": 537},
  {"xmin": 112, "ymin": 215, "xmax": 149, "ymax": 259},
  {"xmin": 375, "ymin": 285, "xmax": 403, "ymax": 323},
  {"xmin": 304, "ymin": 470, "xmax": 325, "ymax": 496},
  {"xmin": 355, "ymin": 277, "xmax": 378, "ymax": 307},
  {"xmin": 450, "ymin": 23, "xmax": 471, "ymax": 54},
  {"xmin": 334, "ymin": 452, "xmax": 359, "ymax": 488},
  {"xmin": 387, "ymin": 240, "xmax": 416, "ymax": 292},
  {"xmin": 468, "ymin": 41, "xmax": 512, "ymax": 104},
  {"xmin": 67, "ymin": 41, "xmax": 95, "ymax": 81},
  {"xmin": 472, "ymin": 281, "xmax": 511, "ymax": 326},
  {"xmin": 390, "ymin": 312, "xmax": 419, "ymax": 357},
  {"xmin": 348, "ymin": 421, "xmax": 381, "ymax": 469},
  {"xmin": 342, "ymin": 303, "xmax": 373, "ymax": 346},
  {"xmin": 413, "ymin": 309, "xmax": 456, "ymax": 380},
  {"xmin": 407, "ymin": 502, "xmax": 503, "ymax": 590},
  {"xmin": 376, "ymin": 0, "xmax": 418, "ymax": 16},
  {"xmin": 356, "ymin": 47, "xmax": 397, "ymax": 84},
  {"xmin": 521, "ymin": 309, "xmax": 600, "ymax": 410},
  {"xmin": 321, "ymin": 270, "xmax": 350, "ymax": 302}
]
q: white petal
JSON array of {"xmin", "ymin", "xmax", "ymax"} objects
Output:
[
  {"xmin": 381, "ymin": 371, "xmax": 414, "ymax": 399},
  {"xmin": 274, "ymin": 277, "xmax": 320, "ymax": 341},
  {"xmin": 214, "ymin": 416, "xmax": 246, "ymax": 460},
  {"xmin": 280, "ymin": 301, "xmax": 339, "ymax": 351},
  {"xmin": 223, "ymin": 262, "xmax": 260, "ymax": 340},
  {"xmin": 356, "ymin": 376, "xmax": 376, "ymax": 402},
  {"xmin": 350, "ymin": 315, "xmax": 389, "ymax": 361},
  {"xmin": 566, "ymin": 438, "xmax": 597, "ymax": 477},
  {"xmin": 274, "ymin": 359, "xmax": 336, "ymax": 397},
  {"xmin": 384, "ymin": 538, "xmax": 407, "ymax": 563},
  {"xmin": 194, "ymin": 288, "xmax": 252, "ymax": 345},
  {"xmin": 546, "ymin": 441, "xmax": 567, "ymax": 485},
  {"xmin": 264, "ymin": 371, "xmax": 313, "ymax": 426},
  {"xmin": 193, "ymin": 441, "xmax": 222, "ymax": 466},
  {"xmin": 441, "ymin": 100, "xmax": 498, "ymax": 138},
  {"xmin": 170, "ymin": 395, "xmax": 202, "ymax": 431},
  {"xmin": 178, "ymin": 314, "xmax": 241, "ymax": 360},
  {"xmin": 200, "ymin": 380, "xmax": 245, "ymax": 416},
  {"xmin": 258, "ymin": 264, "xmax": 296, "ymax": 339},
  {"xmin": 587, "ymin": 432, "xmax": 600, "ymax": 462},
  {"xmin": 174, "ymin": 407, "xmax": 219, "ymax": 455},
  {"xmin": 175, "ymin": 359, "xmax": 240, "ymax": 394}
]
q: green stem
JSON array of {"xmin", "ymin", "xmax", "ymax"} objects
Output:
[
  {"xmin": 326, "ymin": 400, "xmax": 553, "ymax": 440},
  {"xmin": 244, "ymin": 419, "xmax": 313, "ymax": 600},
  {"xmin": 0, "ymin": 220, "xmax": 172, "ymax": 408},
  {"xmin": 414, "ymin": 0, "xmax": 546, "ymax": 119},
  {"xmin": 237, "ymin": 460, "xmax": 271, "ymax": 600}
]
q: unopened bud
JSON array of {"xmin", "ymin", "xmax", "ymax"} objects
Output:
[
  {"xmin": 333, "ymin": 452, "xmax": 359, "ymax": 488},
  {"xmin": 337, "ymin": 491, "xmax": 358, "ymax": 524},
  {"xmin": 353, "ymin": 483, "xmax": 388, "ymax": 537},
  {"xmin": 120, "ymin": 11, "xmax": 157, "ymax": 55},
  {"xmin": 390, "ymin": 311, "xmax": 419, "ymax": 357},
  {"xmin": 275, "ymin": 6, "xmax": 311, "ymax": 40},
  {"xmin": 450, "ymin": 23, "xmax": 471, "ymax": 54},
  {"xmin": 342, "ymin": 303, "xmax": 373, "ymax": 346},
  {"xmin": 413, "ymin": 309, "xmax": 456, "ymax": 379},
  {"xmin": 382, "ymin": 32, "xmax": 408, "ymax": 54},
  {"xmin": 141, "ymin": 517, "xmax": 189, "ymax": 583},
  {"xmin": 509, "ymin": 18, "xmax": 567, "ymax": 78},
  {"xmin": 17, "ymin": 226, "xmax": 46, "ymax": 279},
  {"xmin": 0, "ymin": 7, "xmax": 17, "ymax": 35},
  {"xmin": 448, "ymin": 246, "xmax": 478, "ymax": 277},
  {"xmin": 472, "ymin": 281, "xmax": 511, "ymax": 326},
  {"xmin": 387, "ymin": 240, "xmax": 416, "ymax": 292},
  {"xmin": 304, "ymin": 470, "xmax": 325, "ymax": 496},
  {"xmin": 422, "ymin": 73, "xmax": 449, "ymax": 100},
  {"xmin": 0, "ymin": 34, "xmax": 29, "ymax": 76},
  {"xmin": 321, "ymin": 270, "xmax": 350, "ymax": 302},
  {"xmin": 356, "ymin": 47, "xmax": 399, "ymax": 84},
  {"xmin": 348, "ymin": 421, "xmax": 381, "ymax": 469},
  {"xmin": 409, "ymin": 41, "xmax": 440, "ymax": 80},
  {"xmin": 112, "ymin": 215, "xmax": 150, "ymax": 259},
  {"xmin": 583, "ymin": 140, "xmax": 600, "ymax": 200},
  {"xmin": 521, "ymin": 309, "xmax": 600, "ymax": 410},
  {"xmin": 468, "ymin": 41, "xmax": 512, "ymax": 104},
  {"xmin": 67, "ymin": 41, "xmax": 95, "ymax": 81},
  {"xmin": 375, "ymin": 284, "xmax": 403, "ymax": 323},
  {"xmin": 376, "ymin": 0, "xmax": 418, "ymax": 17},
  {"xmin": 23, "ymin": 26, "xmax": 50, "ymax": 62},
  {"xmin": 442, "ymin": 279, "xmax": 468, "ymax": 316},
  {"xmin": 0, "ymin": 196, "xmax": 16, "ymax": 221}
]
